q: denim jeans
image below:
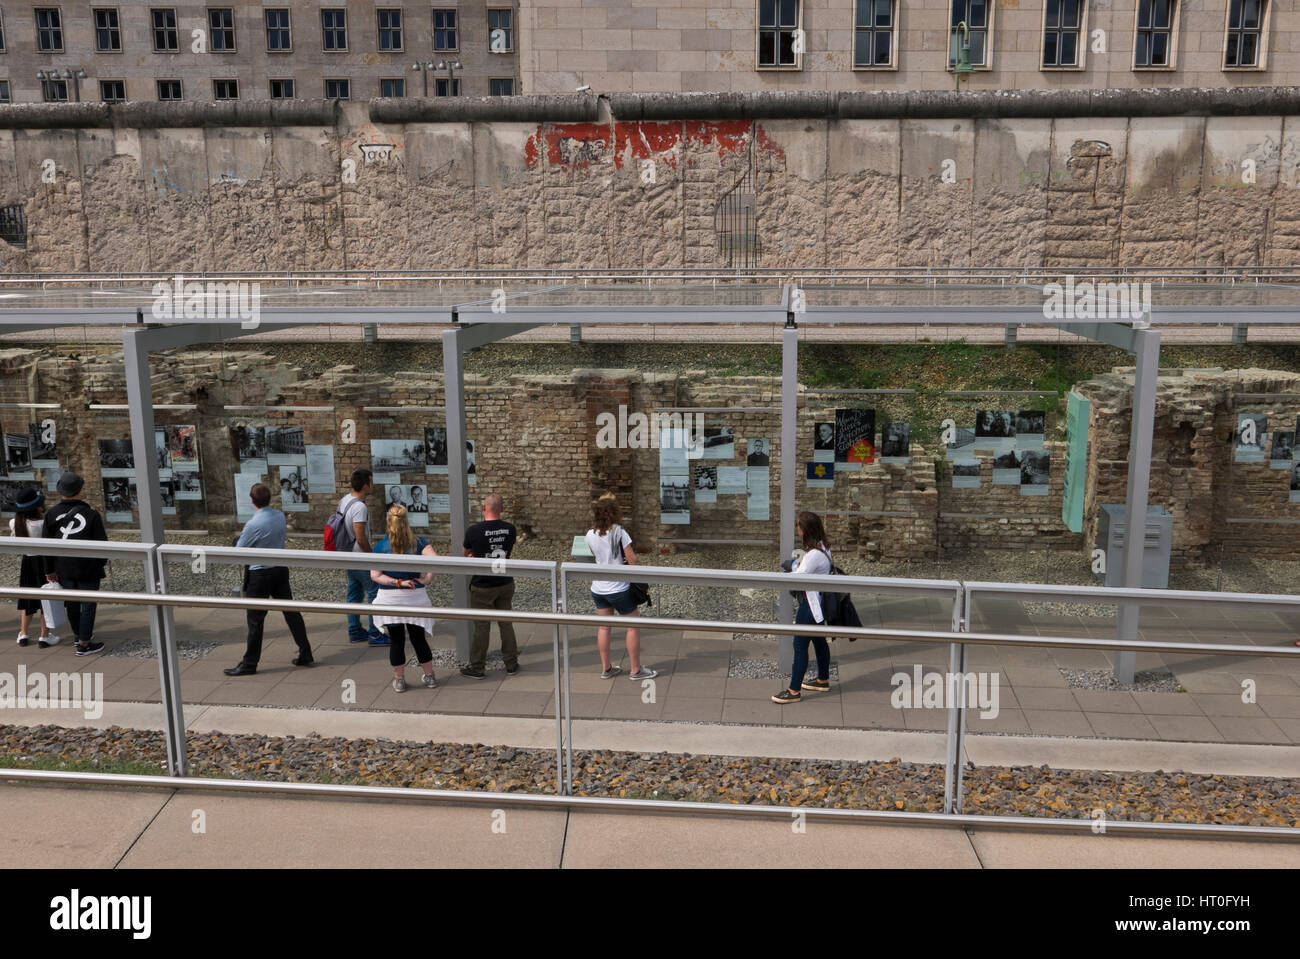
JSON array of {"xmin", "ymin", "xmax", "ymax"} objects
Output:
[
  {"xmin": 345, "ymin": 566, "xmax": 380, "ymax": 638},
  {"xmin": 61, "ymin": 578, "xmax": 100, "ymax": 646},
  {"xmin": 790, "ymin": 594, "xmax": 829, "ymax": 691}
]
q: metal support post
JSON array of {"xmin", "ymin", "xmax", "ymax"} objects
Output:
[
  {"xmin": 123, "ymin": 327, "xmax": 188, "ymax": 776},
  {"xmin": 441, "ymin": 325, "xmax": 472, "ymax": 660},
  {"xmin": 777, "ymin": 320, "xmax": 798, "ymax": 678},
  {"xmin": 1115, "ymin": 326, "xmax": 1160, "ymax": 684},
  {"xmin": 943, "ymin": 587, "xmax": 966, "ymax": 814}
]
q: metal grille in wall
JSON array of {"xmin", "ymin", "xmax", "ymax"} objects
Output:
[
  {"xmin": 714, "ymin": 154, "xmax": 761, "ymax": 270},
  {"xmin": 0, "ymin": 205, "xmax": 26, "ymax": 249}
]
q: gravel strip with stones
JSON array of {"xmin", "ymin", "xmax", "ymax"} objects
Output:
[
  {"xmin": 105, "ymin": 638, "xmax": 220, "ymax": 661},
  {"xmin": 1, "ymin": 724, "xmax": 1295, "ymax": 827},
  {"xmin": 1061, "ymin": 668, "xmax": 1185, "ymax": 693},
  {"xmin": 728, "ymin": 656, "xmax": 841, "ymax": 681}
]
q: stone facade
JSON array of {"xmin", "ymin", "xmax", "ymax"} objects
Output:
[
  {"xmin": 6, "ymin": 105, "xmax": 1300, "ymax": 272},
  {"xmin": 519, "ymin": 0, "xmax": 1300, "ymax": 94}
]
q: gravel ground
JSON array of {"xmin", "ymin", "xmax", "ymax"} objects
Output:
[
  {"xmin": 105, "ymin": 638, "xmax": 219, "ymax": 660},
  {"xmin": 1, "ymin": 724, "xmax": 1295, "ymax": 826},
  {"xmin": 728, "ymin": 655, "xmax": 841, "ymax": 680},
  {"xmin": 1062, "ymin": 668, "xmax": 1185, "ymax": 693}
]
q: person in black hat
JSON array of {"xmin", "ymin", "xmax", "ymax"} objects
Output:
[
  {"xmin": 40, "ymin": 473, "xmax": 107, "ymax": 656},
  {"xmin": 10, "ymin": 487, "xmax": 59, "ymax": 648}
]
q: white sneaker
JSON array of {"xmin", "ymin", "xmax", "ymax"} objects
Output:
[
  {"xmin": 38, "ymin": 634, "xmax": 60, "ymax": 648},
  {"xmin": 16, "ymin": 633, "xmax": 28, "ymax": 647}
]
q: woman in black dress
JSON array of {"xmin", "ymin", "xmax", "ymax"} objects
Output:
[{"xmin": 10, "ymin": 487, "xmax": 58, "ymax": 647}]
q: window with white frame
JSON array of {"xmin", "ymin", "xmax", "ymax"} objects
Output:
[
  {"xmin": 380, "ymin": 77, "xmax": 405, "ymax": 97},
  {"xmin": 325, "ymin": 78, "xmax": 349, "ymax": 99},
  {"xmin": 265, "ymin": 9, "xmax": 291, "ymax": 52},
  {"xmin": 1134, "ymin": 0, "xmax": 1175, "ymax": 68},
  {"xmin": 208, "ymin": 8, "xmax": 236, "ymax": 52},
  {"xmin": 489, "ymin": 77, "xmax": 514, "ymax": 96},
  {"xmin": 435, "ymin": 77, "xmax": 459, "ymax": 97},
  {"xmin": 35, "ymin": 9, "xmax": 63, "ymax": 53},
  {"xmin": 269, "ymin": 78, "xmax": 295, "ymax": 98},
  {"xmin": 157, "ymin": 79, "xmax": 182, "ymax": 100},
  {"xmin": 433, "ymin": 10, "xmax": 458, "ymax": 51},
  {"xmin": 0, "ymin": 82, "xmax": 12, "ymax": 104},
  {"xmin": 378, "ymin": 9, "xmax": 402, "ymax": 51},
  {"xmin": 0, "ymin": 10, "xmax": 8, "ymax": 52},
  {"xmin": 99, "ymin": 79, "xmax": 125, "ymax": 101},
  {"xmin": 42, "ymin": 79, "xmax": 68, "ymax": 101},
  {"xmin": 213, "ymin": 78, "xmax": 239, "ymax": 100},
  {"xmin": 152, "ymin": 9, "xmax": 179, "ymax": 52},
  {"xmin": 854, "ymin": 0, "xmax": 895, "ymax": 68},
  {"xmin": 93, "ymin": 8, "xmax": 121, "ymax": 52},
  {"xmin": 488, "ymin": 9, "xmax": 513, "ymax": 53},
  {"xmin": 1224, "ymin": 0, "xmax": 1266, "ymax": 68},
  {"xmin": 322, "ymin": 9, "xmax": 347, "ymax": 51},
  {"xmin": 1043, "ymin": 0, "xmax": 1084, "ymax": 67},
  {"xmin": 758, "ymin": 0, "xmax": 801, "ymax": 68},
  {"xmin": 949, "ymin": 0, "xmax": 991, "ymax": 67}
]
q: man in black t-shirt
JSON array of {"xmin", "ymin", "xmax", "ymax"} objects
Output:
[{"xmin": 460, "ymin": 493, "xmax": 518, "ymax": 678}]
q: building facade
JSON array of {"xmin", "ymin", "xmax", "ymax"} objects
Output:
[
  {"xmin": 0, "ymin": 2, "xmax": 520, "ymax": 104},
  {"xmin": 519, "ymin": 0, "xmax": 1298, "ymax": 94}
]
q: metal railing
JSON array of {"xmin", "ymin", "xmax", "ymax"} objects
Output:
[{"xmin": 0, "ymin": 541, "xmax": 1298, "ymax": 840}]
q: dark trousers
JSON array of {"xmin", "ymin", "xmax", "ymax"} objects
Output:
[
  {"xmin": 387, "ymin": 624, "xmax": 432, "ymax": 669},
  {"xmin": 469, "ymin": 581, "xmax": 518, "ymax": 671},
  {"xmin": 241, "ymin": 566, "xmax": 311, "ymax": 667},
  {"xmin": 790, "ymin": 595, "xmax": 830, "ymax": 691},
  {"xmin": 62, "ymin": 579, "xmax": 100, "ymax": 646}
]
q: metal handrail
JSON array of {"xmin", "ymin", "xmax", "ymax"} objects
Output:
[
  {"xmin": 156, "ymin": 543, "xmax": 556, "ymax": 577},
  {"xmin": 560, "ymin": 560, "xmax": 961, "ymax": 598},
  {"xmin": 0, "ymin": 537, "xmax": 155, "ymax": 558},
  {"xmin": 967, "ymin": 579, "xmax": 1300, "ymax": 611}
]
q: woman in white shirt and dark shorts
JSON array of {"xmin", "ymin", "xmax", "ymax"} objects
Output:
[
  {"xmin": 585, "ymin": 494, "xmax": 656, "ymax": 681},
  {"xmin": 772, "ymin": 510, "xmax": 833, "ymax": 704}
]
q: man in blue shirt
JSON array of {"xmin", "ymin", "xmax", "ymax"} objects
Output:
[{"xmin": 224, "ymin": 483, "xmax": 314, "ymax": 676}]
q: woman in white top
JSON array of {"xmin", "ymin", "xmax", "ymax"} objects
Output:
[
  {"xmin": 10, "ymin": 487, "xmax": 58, "ymax": 647},
  {"xmin": 585, "ymin": 494, "xmax": 656, "ymax": 681},
  {"xmin": 772, "ymin": 510, "xmax": 832, "ymax": 704}
]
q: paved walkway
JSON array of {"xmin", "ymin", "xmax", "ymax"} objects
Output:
[
  {"xmin": 1, "ymin": 782, "xmax": 1296, "ymax": 869},
  {"xmin": 5, "ymin": 594, "xmax": 1298, "ymax": 747}
]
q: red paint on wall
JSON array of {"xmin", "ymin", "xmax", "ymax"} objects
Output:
[
  {"xmin": 524, "ymin": 127, "xmax": 540, "ymax": 167},
  {"xmin": 613, "ymin": 121, "xmax": 683, "ymax": 169},
  {"xmin": 754, "ymin": 124, "xmax": 786, "ymax": 164},
  {"xmin": 685, "ymin": 120, "xmax": 752, "ymax": 159},
  {"xmin": 525, "ymin": 119, "xmax": 787, "ymax": 170}
]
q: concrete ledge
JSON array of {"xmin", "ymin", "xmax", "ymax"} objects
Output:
[
  {"xmin": 0, "ymin": 99, "xmax": 341, "ymax": 129},
  {"xmin": 370, "ymin": 95, "xmax": 599, "ymax": 124}
]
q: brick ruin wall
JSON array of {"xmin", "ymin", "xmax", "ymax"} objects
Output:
[
  {"xmin": 5, "ymin": 108, "xmax": 1300, "ymax": 272},
  {"xmin": 4, "ymin": 348, "xmax": 1296, "ymax": 566}
]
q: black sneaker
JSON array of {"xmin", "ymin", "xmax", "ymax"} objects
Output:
[
  {"xmin": 75, "ymin": 641, "xmax": 105, "ymax": 657},
  {"xmin": 770, "ymin": 688, "xmax": 801, "ymax": 704},
  {"xmin": 505, "ymin": 662, "xmax": 520, "ymax": 675},
  {"xmin": 459, "ymin": 667, "xmax": 486, "ymax": 680},
  {"xmin": 801, "ymin": 679, "xmax": 831, "ymax": 692}
]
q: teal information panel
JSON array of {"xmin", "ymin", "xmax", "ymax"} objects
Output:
[{"xmin": 1062, "ymin": 391, "xmax": 1089, "ymax": 533}]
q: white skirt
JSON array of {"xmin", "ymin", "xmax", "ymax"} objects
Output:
[{"xmin": 371, "ymin": 586, "xmax": 437, "ymax": 629}]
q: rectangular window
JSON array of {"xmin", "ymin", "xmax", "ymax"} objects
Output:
[
  {"xmin": 378, "ymin": 9, "xmax": 403, "ymax": 51},
  {"xmin": 213, "ymin": 78, "xmax": 238, "ymax": 100},
  {"xmin": 489, "ymin": 77, "xmax": 514, "ymax": 96},
  {"xmin": 152, "ymin": 9, "xmax": 179, "ymax": 52},
  {"xmin": 157, "ymin": 79, "xmax": 182, "ymax": 100},
  {"xmin": 0, "ymin": 10, "xmax": 7, "ymax": 52},
  {"xmin": 0, "ymin": 82, "xmax": 11, "ymax": 104},
  {"xmin": 380, "ymin": 77, "xmax": 406, "ymax": 97},
  {"xmin": 269, "ymin": 78, "xmax": 295, "ymax": 98},
  {"xmin": 322, "ymin": 9, "xmax": 347, "ymax": 51},
  {"xmin": 100, "ymin": 79, "xmax": 126, "ymax": 101},
  {"xmin": 42, "ymin": 79, "xmax": 68, "ymax": 102},
  {"xmin": 757, "ymin": 0, "xmax": 800, "ymax": 68},
  {"xmin": 853, "ymin": 0, "xmax": 894, "ymax": 68},
  {"xmin": 949, "ymin": 0, "xmax": 990, "ymax": 67},
  {"xmin": 209, "ymin": 8, "xmax": 236, "ymax": 52},
  {"xmin": 265, "ymin": 9, "xmax": 291, "ymax": 52},
  {"xmin": 433, "ymin": 9, "xmax": 458, "ymax": 51},
  {"xmin": 1134, "ymin": 0, "xmax": 1174, "ymax": 68},
  {"xmin": 488, "ymin": 8, "xmax": 513, "ymax": 52},
  {"xmin": 1043, "ymin": 0, "xmax": 1083, "ymax": 67},
  {"xmin": 325, "ymin": 78, "xmax": 350, "ymax": 99},
  {"xmin": 93, "ymin": 8, "xmax": 121, "ymax": 52},
  {"xmin": 35, "ymin": 9, "xmax": 63, "ymax": 53},
  {"xmin": 435, "ymin": 77, "xmax": 460, "ymax": 97},
  {"xmin": 1225, "ymin": 0, "xmax": 1265, "ymax": 68}
]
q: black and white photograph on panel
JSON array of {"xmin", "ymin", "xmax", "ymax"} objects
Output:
[
  {"xmin": 168, "ymin": 424, "xmax": 200, "ymax": 468},
  {"xmin": 1290, "ymin": 462, "xmax": 1300, "ymax": 503},
  {"xmin": 880, "ymin": 422, "xmax": 909, "ymax": 463},
  {"xmin": 174, "ymin": 467, "xmax": 202, "ymax": 501},
  {"xmin": 98, "ymin": 438, "xmax": 135, "ymax": 478},
  {"xmin": 975, "ymin": 410, "xmax": 1015, "ymax": 451},
  {"xmin": 703, "ymin": 426, "xmax": 735, "ymax": 460},
  {"xmin": 234, "ymin": 425, "xmax": 267, "ymax": 464},
  {"xmin": 992, "ymin": 450, "xmax": 1020, "ymax": 485},
  {"xmin": 951, "ymin": 459, "xmax": 981, "ymax": 489},
  {"xmin": 946, "ymin": 426, "xmax": 975, "ymax": 460},
  {"xmin": 159, "ymin": 478, "xmax": 177, "ymax": 515},
  {"xmin": 1234, "ymin": 413, "xmax": 1267, "ymax": 464},
  {"xmin": 386, "ymin": 485, "xmax": 429, "ymax": 527},
  {"xmin": 4, "ymin": 432, "xmax": 33, "ymax": 479},
  {"xmin": 660, "ymin": 477, "xmax": 690, "ymax": 524},
  {"xmin": 813, "ymin": 422, "xmax": 835, "ymax": 462},
  {"xmin": 1015, "ymin": 410, "xmax": 1046, "ymax": 450},
  {"xmin": 693, "ymin": 465, "xmax": 718, "ymax": 503},
  {"xmin": 155, "ymin": 427, "xmax": 172, "ymax": 479},
  {"xmin": 278, "ymin": 465, "xmax": 310, "ymax": 512},
  {"xmin": 746, "ymin": 438, "xmax": 771, "ymax": 467},
  {"xmin": 424, "ymin": 427, "xmax": 448, "ymax": 474},
  {"xmin": 103, "ymin": 477, "xmax": 136, "ymax": 522},
  {"xmin": 1270, "ymin": 430, "xmax": 1295, "ymax": 470},
  {"xmin": 267, "ymin": 426, "xmax": 307, "ymax": 466},
  {"xmin": 1019, "ymin": 450, "xmax": 1050, "ymax": 495},
  {"xmin": 28, "ymin": 422, "xmax": 57, "ymax": 469},
  {"xmin": 466, "ymin": 440, "xmax": 478, "ymax": 486},
  {"xmin": 370, "ymin": 438, "xmax": 423, "ymax": 484},
  {"xmin": 834, "ymin": 408, "xmax": 875, "ymax": 468}
]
